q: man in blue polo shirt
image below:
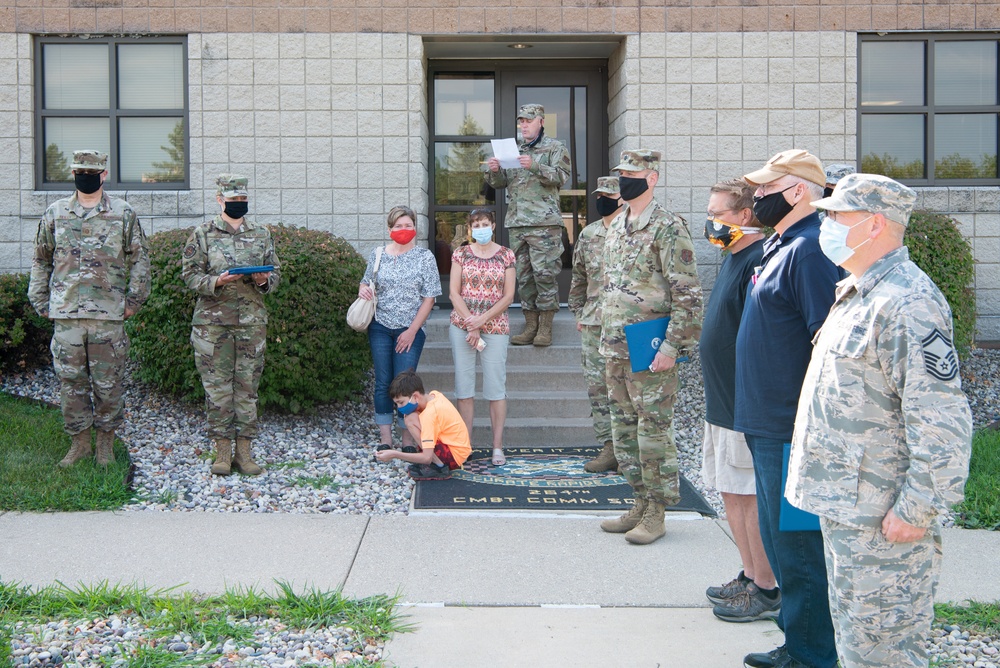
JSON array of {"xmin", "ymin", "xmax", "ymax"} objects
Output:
[{"xmin": 736, "ymin": 150, "xmax": 844, "ymax": 668}]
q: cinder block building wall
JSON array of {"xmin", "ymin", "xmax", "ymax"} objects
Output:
[{"xmin": 0, "ymin": 1, "xmax": 997, "ymax": 339}]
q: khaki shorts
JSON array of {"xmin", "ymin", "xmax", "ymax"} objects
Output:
[{"xmin": 701, "ymin": 422, "xmax": 757, "ymax": 496}]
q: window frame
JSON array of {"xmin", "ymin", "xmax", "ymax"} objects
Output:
[
  {"xmin": 33, "ymin": 34, "xmax": 190, "ymax": 191},
  {"xmin": 858, "ymin": 32, "xmax": 1000, "ymax": 186}
]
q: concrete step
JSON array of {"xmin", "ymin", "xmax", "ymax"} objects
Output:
[
  {"xmin": 470, "ymin": 417, "xmax": 599, "ymax": 448},
  {"xmin": 420, "ymin": 341, "xmax": 583, "ymax": 367},
  {"xmin": 438, "ymin": 390, "xmax": 592, "ymax": 419},
  {"xmin": 418, "ymin": 364, "xmax": 589, "ymax": 393},
  {"xmin": 425, "ymin": 309, "xmax": 583, "ymax": 344}
]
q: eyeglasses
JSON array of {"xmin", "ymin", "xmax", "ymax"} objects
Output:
[
  {"xmin": 706, "ymin": 208, "xmax": 737, "ymax": 218},
  {"xmin": 469, "ymin": 208, "xmax": 495, "ymax": 222}
]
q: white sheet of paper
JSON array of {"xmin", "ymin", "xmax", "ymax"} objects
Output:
[{"xmin": 491, "ymin": 138, "xmax": 522, "ymax": 169}]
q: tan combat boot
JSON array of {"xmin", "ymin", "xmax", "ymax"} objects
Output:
[
  {"xmin": 211, "ymin": 438, "xmax": 233, "ymax": 475},
  {"xmin": 533, "ymin": 310, "xmax": 556, "ymax": 347},
  {"xmin": 510, "ymin": 310, "xmax": 539, "ymax": 346},
  {"xmin": 233, "ymin": 437, "xmax": 263, "ymax": 476},
  {"xmin": 95, "ymin": 429, "xmax": 116, "ymax": 466},
  {"xmin": 584, "ymin": 440, "xmax": 618, "ymax": 473},
  {"xmin": 58, "ymin": 430, "xmax": 93, "ymax": 468},
  {"xmin": 600, "ymin": 497, "xmax": 648, "ymax": 533},
  {"xmin": 625, "ymin": 499, "xmax": 667, "ymax": 545}
]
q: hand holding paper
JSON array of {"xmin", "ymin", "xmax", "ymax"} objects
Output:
[{"xmin": 490, "ymin": 138, "xmax": 522, "ymax": 169}]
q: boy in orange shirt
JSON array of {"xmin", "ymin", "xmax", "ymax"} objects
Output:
[{"xmin": 375, "ymin": 370, "xmax": 472, "ymax": 480}]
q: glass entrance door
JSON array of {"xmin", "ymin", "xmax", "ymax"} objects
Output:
[{"xmin": 429, "ymin": 61, "xmax": 608, "ymax": 305}]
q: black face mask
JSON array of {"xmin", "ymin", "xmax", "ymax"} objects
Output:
[
  {"xmin": 595, "ymin": 196, "xmax": 621, "ymax": 217},
  {"xmin": 74, "ymin": 172, "xmax": 102, "ymax": 195},
  {"xmin": 224, "ymin": 201, "xmax": 249, "ymax": 219},
  {"xmin": 823, "ymin": 186, "xmax": 835, "ymax": 198},
  {"xmin": 618, "ymin": 176, "xmax": 649, "ymax": 201},
  {"xmin": 752, "ymin": 185, "xmax": 796, "ymax": 228}
]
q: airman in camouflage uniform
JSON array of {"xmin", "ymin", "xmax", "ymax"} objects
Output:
[
  {"xmin": 787, "ymin": 173, "xmax": 973, "ymax": 668},
  {"xmin": 598, "ymin": 150, "xmax": 703, "ymax": 545},
  {"xmin": 568, "ymin": 176, "xmax": 621, "ymax": 473},
  {"xmin": 28, "ymin": 150, "xmax": 151, "ymax": 469},
  {"xmin": 181, "ymin": 174, "xmax": 280, "ymax": 476},
  {"xmin": 485, "ymin": 103, "xmax": 572, "ymax": 347}
]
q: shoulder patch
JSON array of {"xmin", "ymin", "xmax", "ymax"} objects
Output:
[
  {"xmin": 680, "ymin": 249, "xmax": 694, "ymax": 264},
  {"xmin": 183, "ymin": 244, "xmax": 197, "ymax": 259},
  {"xmin": 921, "ymin": 328, "xmax": 958, "ymax": 382}
]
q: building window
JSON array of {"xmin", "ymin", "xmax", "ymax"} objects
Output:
[
  {"xmin": 35, "ymin": 36, "xmax": 188, "ymax": 190},
  {"xmin": 859, "ymin": 34, "xmax": 999, "ymax": 185}
]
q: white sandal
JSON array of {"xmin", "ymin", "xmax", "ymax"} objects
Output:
[{"xmin": 492, "ymin": 448, "xmax": 506, "ymax": 466}]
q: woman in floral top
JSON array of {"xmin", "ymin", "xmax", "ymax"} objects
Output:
[
  {"xmin": 449, "ymin": 210, "xmax": 516, "ymax": 466},
  {"xmin": 358, "ymin": 206, "xmax": 441, "ymax": 451}
]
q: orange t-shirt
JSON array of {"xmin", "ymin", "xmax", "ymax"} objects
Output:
[{"xmin": 419, "ymin": 391, "xmax": 472, "ymax": 467}]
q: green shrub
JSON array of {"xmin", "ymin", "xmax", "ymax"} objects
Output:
[
  {"xmin": 126, "ymin": 224, "xmax": 372, "ymax": 413},
  {"xmin": 904, "ymin": 211, "xmax": 976, "ymax": 359},
  {"xmin": 0, "ymin": 273, "xmax": 53, "ymax": 374}
]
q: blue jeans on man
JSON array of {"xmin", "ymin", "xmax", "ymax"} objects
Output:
[
  {"xmin": 745, "ymin": 434, "xmax": 838, "ymax": 668},
  {"xmin": 368, "ymin": 320, "xmax": 426, "ymax": 425}
]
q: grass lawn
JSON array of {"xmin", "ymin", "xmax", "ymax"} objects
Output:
[
  {"xmin": 953, "ymin": 429, "xmax": 1000, "ymax": 531},
  {"xmin": 0, "ymin": 580, "xmax": 410, "ymax": 667},
  {"xmin": 0, "ymin": 393, "xmax": 133, "ymax": 511}
]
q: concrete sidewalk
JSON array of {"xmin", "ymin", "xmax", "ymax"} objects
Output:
[{"xmin": 1, "ymin": 511, "xmax": 997, "ymax": 667}]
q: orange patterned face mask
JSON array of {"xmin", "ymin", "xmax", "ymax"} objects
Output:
[{"xmin": 705, "ymin": 218, "xmax": 744, "ymax": 249}]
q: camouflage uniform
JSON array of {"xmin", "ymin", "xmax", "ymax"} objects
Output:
[
  {"xmin": 28, "ymin": 150, "xmax": 151, "ymax": 437},
  {"xmin": 568, "ymin": 177, "xmax": 617, "ymax": 445},
  {"xmin": 787, "ymin": 174, "xmax": 972, "ymax": 668},
  {"xmin": 484, "ymin": 104, "xmax": 571, "ymax": 312},
  {"xmin": 181, "ymin": 175, "xmax": 281, "ymax": 441},
  {"xmin": 600, "ymin": 153, "xmax": 703, "ymax": 506}
]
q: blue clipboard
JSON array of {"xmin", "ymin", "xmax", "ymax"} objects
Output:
[
  {"xmin": 228, "ymin": 265, "xmax": 274, "ymax": 275},
  {"xmin": 623, "ymin": 317, "xmax": 688, "ymax": 373},
  {"xmin": 780, "ymin": 443, "xmax": 821, "ymax": 531}
]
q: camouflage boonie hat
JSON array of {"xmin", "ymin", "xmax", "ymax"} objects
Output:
[
  {"xmin": 811, "ymin": 173, "xmax": 917, "ymax": 226},
  {"xmin": 216, "ymin": 173, "xmax": 249, "ymax": 198},
  {"xmin": 592, "ymin": 176, "xmax": 620, "ymax": 195},
  {"xmin": 71, "ymin": 150, "xmax": 108, "ymax": 172},
  {"xmin": 825, "ymin": 163, "xmax": 855, "ymax": 186},
  {"xmin": 517, "ymin": 104, "xmax": 545, "ymax": 120},
  {"xmin": 613, "ymin": 149, "xmax": 661, "ymax": 173}
]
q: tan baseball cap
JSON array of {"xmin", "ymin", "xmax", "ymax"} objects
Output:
[{"xmin": 744, "ymin": 149, "xmax": 826, "ymax": 187}]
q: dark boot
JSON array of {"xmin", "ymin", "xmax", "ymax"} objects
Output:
[
  {"xmin": 58, "ymin": 430, "xmax": 93, "ymax": 468},
  {"xmin": 233, "ymin": 436, "xmax": 263, "ymax": 476},
  {"xmin": 510, "ymin": 310, "xmax": 539, "ymax": 345},
  {"xmin": 584, "ymin": 440, "xmax": 618, "ymax": 473},
  {"xmin": 95, "ymin": 429, "xmax": 116, "ymax": 467},
  {"xmin": 211, "ymin": 438, "xmax": 233, "ymax": 475},
  {"xmin": 533, "ymin": 310, "xmax": 556, "ymax": 347}
]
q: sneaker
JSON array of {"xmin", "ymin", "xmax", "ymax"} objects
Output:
[
  {"xmin": 706, "ymin": 570, "xmax": 751, "ymax": 605},
  {"xmin": 401, "ymin": 446, "xmax": 418, "ymax": 454},
  {"xmin": 407, "ymin": 463, "xmax": 451, "ymax": 480},
  {"xmin": 743, "ymin": 645, "xmax": 787, "ymax": 668},
  {"xmin": 714, "ymin": 583, "xmax": 780, "ymax": 623}
]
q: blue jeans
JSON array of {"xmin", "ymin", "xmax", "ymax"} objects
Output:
[
  {"xmin": 745, "ymin": 434, "xmax": 838, "ymax": 668},
  {"xmin": 368, "ymin": 320, "xmax": 426, "ymax": 425}
]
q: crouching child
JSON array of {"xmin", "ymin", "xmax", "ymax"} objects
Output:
[{"xmin": 376, "ymin": 370, "xmax": 471, "ymax": 480}]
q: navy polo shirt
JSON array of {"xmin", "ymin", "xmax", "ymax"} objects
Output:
[{"xmin": 733, "ymin": 212, "xmax": 844, "ymax": 442}]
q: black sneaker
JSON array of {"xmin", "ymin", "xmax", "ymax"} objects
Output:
[
  {"xmin": 744, "ymin": 645, "xmax": 787, "ymax": 668},
  {"xmin": 713, "ymin": 583, "xmax": 781, "ymax": 623},
  {"xmin": 407, "ymin": 464, "xmax": 451, "ymax": 480},
  {"xmin": 401, "ymin": 446, "xmax": 418, "ymax": 454},
  {"xmin": 706, "ymin": 570, "xmax": 751, "ymax": 605}
]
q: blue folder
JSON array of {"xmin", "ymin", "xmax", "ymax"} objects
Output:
[
  {"xmin": 780, "ymin": 443, "xmax": 821, "ymax": 531},
  {"xmin": 623, "ymin": 317, "xmax": 690, "ymax": 373}
]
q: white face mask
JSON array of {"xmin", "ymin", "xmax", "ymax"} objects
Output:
[{"xmin": 819, "ymin": 214, "xmax": 873, "ymax": 266}]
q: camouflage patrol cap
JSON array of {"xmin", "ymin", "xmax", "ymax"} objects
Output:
[
  {"xmin": 613, "ymin": 149, "xmax": 661, "ymax": 173},
  {"xmin": 592, "ymin": 176, "xmax": 620, "ymax": 195},
  {"xmin": 810, "ymin": 173, "xmax": 917, "ymax": 226},
  {"xmin": 516, "ymin": 104, "xmax": 545, "ymax": 120},
  {"xmin": 71, "ymin": 150, "xmax": 108, "ymax": 172},
  {"xmin": 824, "ymin": 163, "xmax": 855, "ymax": 186},
  {"xmin": 744, "ymin": 149, "xmax": 825, "ymax": 187},
  {"xmin": 216, "ymin": 173, "xmax": 249, "ymax": 198}
]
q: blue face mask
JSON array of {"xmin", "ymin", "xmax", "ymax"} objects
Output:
[
  {"xmin": 397, "ymin": 399, "xmax": 418, "ymax": 416},
  {"xmin": 471, "ymin": 227, "xmax": 493, "ymax": 245},
  {"xmin": 819, "ymin": 214, "xmax": 873, "ymax": 266}
]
